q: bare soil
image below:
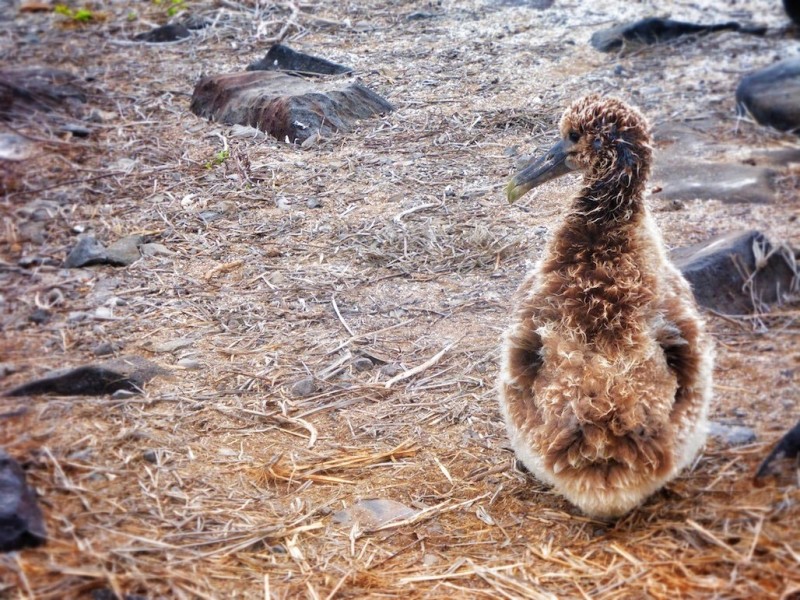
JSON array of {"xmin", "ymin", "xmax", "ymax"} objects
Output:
[{"xmin": 1, "ymin": 0, "xmax": 799, "ymax": 598}]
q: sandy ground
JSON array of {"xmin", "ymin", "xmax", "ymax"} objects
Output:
[{"xmin": 1, "ymin": 0, "xmax": 799, "ymax": 598}]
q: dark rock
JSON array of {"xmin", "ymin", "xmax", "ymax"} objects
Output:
[
  {"xmin": 64, "ymin": 236, "xmax": 108, "ymax": 268},
  {"xmin": 0, "ymin": 450, "xmax": 47, "ymax": 552},
  {"xmin": 190, "ymin": 71, "xmax": 393, "ymax": 144},
  {"xmin": 28, "ymin": 308, "xmax": 50, "ymax": 325},
  {"xmin": 736, "ymin": 58, "xmax": 800, "ymax": 133},
  {"xmin": 671, "ymin": 230, "xmax": 798, "ymax": 314},
  {"xmin": 352, "ymin": 357, "xmax": 374, "ymax": 372},
  {"xmin": 2, "ymin": 356, "xmax": 168, "ymax": 397},
  {"xmin": 291, "ymin": 377, "xmax": 317, "ymax": 398},
  {"xmin": 134, "ymin": 24, "xmax": 191, "ymax": 43},
  {"xmin": 754, "ymin": 418, "xmax": 800, "ymax": 481},
  {"xmin": 64, "ymin": 235, "xmax": 142, "ymax": 268},
  {"xmin": 247, "ymin": 44, "xmax": 352, "ymax": 76},
  {"xmin": 708, "ymin": 421, "xmax": 757, "ymax": 446},
  {"xmin": 590, "ymin": 17, "xmax": 765, "ymax": 53},
  {"xmin": 142, "ymin": 449, "xmax": 158, "ymax": 463},
  {"xmin": 91, "ymin": 590, "xmax": 148, "ymax": 600},
  {"xmin": 60, "ymin": 123, "xmax": 91, "ymax": 137},
  {"xmin": 0, "ymin": 67, "xmax": 86, "ymax": 117},
  {"xmin": 785, "ymin": 0, "xmax": 800, "ymax": 26},
  {"xmin": 406, "ymin": 11, "xmax": 437, "ymax": 20}
]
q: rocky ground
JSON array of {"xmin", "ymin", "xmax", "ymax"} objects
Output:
[{"xmin": 1, "ymin": 0, "xmax": 799, "ymax": 598}]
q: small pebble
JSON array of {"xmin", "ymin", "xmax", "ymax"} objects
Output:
[
  {"xmin": 176, "ymin": 358, "xmax": 202, "ymax": 370},
  {"xmin": 352, "ymin": 357, "xmax": 374, "ymax": 372},
  {"xmin": 0, "ymin": 363, "xmax": 17, "ymax": 378},
  {"xmin": 111, "ymin": 389, "xmax": 136, "ymax": 400},
  {"xmin": 91, "ymin": 342, "xmax": 116, "ymax": 357},
  {"xmin": 291, "ymin": 377, "xmax": 317, "ymax": 397},
  {"xmin": 142, "ymin": 449, "xmax": 158, "ymax": 464},
  {"xmin": 306, "ymin": 198, "xmax": 322, "ymax": 209},
  {"xmin": 29, "ymin": 308, "xmax": 50, "ymax": 325},
  {"xmin": 380, "ymin": 363, "xmax": 403, "ymax": 377}
]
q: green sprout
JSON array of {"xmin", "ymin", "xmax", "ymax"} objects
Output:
[
  {"xmin": 54, "ymin": 4, "xmax": 94, "ymax": 21},
  {"xmin": 205, "ymin": 149, "xmax": 230, "ymax": 169}
]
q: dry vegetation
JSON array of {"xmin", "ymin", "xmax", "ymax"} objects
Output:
[{"xmin": 1, "ymin": 0, "xmax": 799, "ymax": 598}]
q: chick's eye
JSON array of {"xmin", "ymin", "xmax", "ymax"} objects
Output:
[{"xmin": 568, "ymin": 131, "xmax": 580, "ymax": 143}]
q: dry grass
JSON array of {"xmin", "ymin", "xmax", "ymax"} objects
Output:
[{"xmin": 1, "ymin": 0, "xmax": 800, "ymax": 598}]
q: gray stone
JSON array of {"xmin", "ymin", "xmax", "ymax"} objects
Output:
[
  {"xmin": 332, "ymin": 498, "xmax": 418, "ymax": 528},
  {"xmin": 0, "ymin": 450, "xmax": 47, "ymax": 552},
  {"xmin": 104, "ymin": 234, "xmax": 143, "ymax": 266},
  {"xmin": 737, "ymin": 58, "xmax": 800, "ymax": 132},
  {"xmin": 145, "ymin": 338, "xmax": 194, "ymax": 353},
  {"xmin": 380, "ymin": 364, "xmax": 403, "ymax": 377},
  {"xmin": 671, "ymin": 230, "xmax": 798, "ymax": 314},
  {"xmin": 352, "ymin": 357, "xmax": 374, "ymax": 372},
  {"xmin": 64, "ymin": 236, "xmax": 109, "ymax": 268},
  {"xmin": 709, "ymin": 421, "xmax": 757, "ymax": 446},
  {"xmin": 176, "ymin": 358, "xmax": 202, "ymax": 370},
  {"xmin": 190, "ymin": 71, "xmax": 393, "ymax": 144},
  {"xmin": 291, "ymin": 377, "xmax": 317, "ymax": 397},
  {"xmin": 140, "ymin": 243, "xmax": 174, "ymax": 257},
  {"xmin": 0, "ymin": 363, "xmax": 16, "ymax": 379},
  {"xmin": 652, "ymin": 156, "xmax": 776, "ymax": 204}
]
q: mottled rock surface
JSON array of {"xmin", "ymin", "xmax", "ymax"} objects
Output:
[
  {"xmin": 736, "ymin": 58, "xmax": 800, "ymax": 133},
  {"xmin": 672, "ymin": 230, "xmax": 798, "ymax": 314}
]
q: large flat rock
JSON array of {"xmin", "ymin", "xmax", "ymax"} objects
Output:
[
  {"xmin": 652, "ymin": 157, "xmax": 776, "ymax": 204},
  {"xmin": 672, "ymin": 230, "xmax": 798, "ymax": 314},
  {"xmin": 736, "ymin": 58, "xmax": 800, "ymax": 133},
  {"xmin": 190, "ymin": 71, "xmax": 393, "ymax": 143}
]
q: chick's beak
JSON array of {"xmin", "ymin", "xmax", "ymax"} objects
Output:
[{"xmin": 506, "ymin": 139, "xmax": 572, "ymax": 204}]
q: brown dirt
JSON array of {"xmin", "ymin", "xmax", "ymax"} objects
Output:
[{"xmin": 1, "ymin": 1, "xmax": 799, "ymax": 598}]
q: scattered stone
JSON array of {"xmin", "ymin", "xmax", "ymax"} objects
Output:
[
  {"xmin": 380, "ymin": 363, "xmax": 403, "ymax": 377},
  {"xmin": 94, "ymin": 306, "xmax": 117, "ymax": 321},
  {"xmin": 229, "ymin": 124, "xmax": 267, "ymax": 139},
  {"xmin": 2, "ymin": 356, "xmax": 168, "ymax": 397},
  {"xmin": 332, "ymin": 498, "xmax": 418, "ymax": 528},
  {"xmin": 142, "ymin": 449, "xmax": 158, "ymax": 464},
  {"xmin": 0, "ymin": 67, "xmax": 86, "ymax": 117},
  {"xmin": 59, "ymin": 123, "xmax": 90, "ymax": 137},
  {"xmin": 64, "ymin": 236, "xmax": 108, "ymax": 268},
  {"xmin": 0, "ymin": 363, "xmax": 17, "ymax": 379},
  {"xmin": 590, "ymin": 17, "xmax": 765, "ymax": 53},
  {"xmin": 145, "ymin": 338, "xmax": 194, "ymax": 354},
  {"xmin": 352, "ymin": 357, "xmax": 374, "ymax": 372},
  {"xmin": 190, "ymin": 71, "xmax": 393, "ymax": 144},
  {"xmin": 134, "ymin": 23, "xmax": 191, "ymax": 43},
  {"xmin": 736, "ymin": 58, "xmax": 800, "ymax": 133},
  {"xmin": 0, "ymin": 450, "xmax": 47, "ymax": 552},
  {"xmin": 709, "ymin": 421, "xmax": 757, "ymax": 446},
  {"xmin": 64, "ymin": 234, "xmax": 143, "ymax": 268},
  {"xmin": 0, "ymin": 133, "xmax": 34, "ymax": 161},
  {"xmin": 406, "ymin": 11, "xmax": 437, "ymax": 20},
  {"xmin": 651, "ymin": 157, "xmax": 776, "ymax": 204},
  {"xmin": 176, "ymin": 358, "xmax": 202, "ymax": 370},
  {"xmin": 671, "ymin": 230, "xmax": 798, "ymax": 314},
  {"xmin": 306, "ymin": 198, "xmax": 322, "ymax": 209},
  {"xmin": 91, "ymin": 342, "xmax": 117, "ymax": 357},
  {"xmin": 28, "ymin": 308, "xmax": 50, "ymax": 325},
  {"xmin": 247, "ymin": 44, "xmax": 352, "ymax": 76},
  {"xmin": 139, "ymin": 243, "xmax": 175, "ymax": 257},
  {"xmin": 105, "ymin": 234, "xmax": 144, "ymax": 266},
  {"xmin": 291, "ymin": 377, "xmax": 317, "ymax": 398},
  {"xmin": 754, "ymin": 418, "xmax": 800, "ymax": 481}
]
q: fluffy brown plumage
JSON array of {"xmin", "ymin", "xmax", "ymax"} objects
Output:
[{"xmin": 499, "ymin": 95, "xmax": 713, "ymax": 519}]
